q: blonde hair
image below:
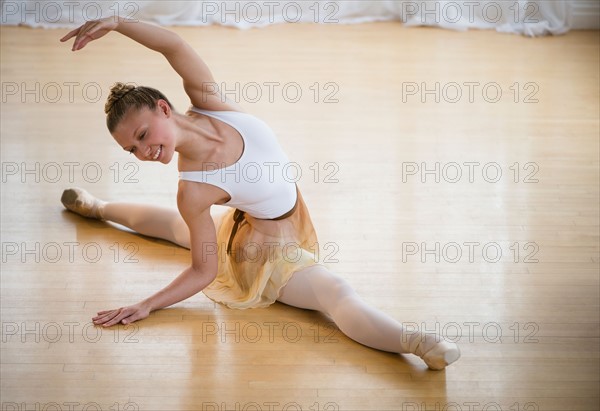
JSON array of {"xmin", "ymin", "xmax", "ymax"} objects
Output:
[{"xmin": 105, "ymin": 82, "xmax": 174, "ymax": 132}]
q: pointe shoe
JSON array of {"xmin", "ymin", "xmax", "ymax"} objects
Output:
[
  {"xmin": 61, "ymin": 188, "xmax": 106, "ymax": 220},
  {"xmin": 420, "ymin": 341, "xmax": 461, "ymax": 370}
]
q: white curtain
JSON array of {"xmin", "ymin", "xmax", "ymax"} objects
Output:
[{"xmin": 0, "ymin": 0, "xmax": 572, "ymax": 36}]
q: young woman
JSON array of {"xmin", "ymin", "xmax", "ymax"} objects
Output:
[{"xmin": 59, "ymin": 17, "xmax": 460, "ymax": 370}]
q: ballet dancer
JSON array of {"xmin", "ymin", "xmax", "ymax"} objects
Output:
[{"xmin": 59, "ymin": 17, "xmax": 460, "ymax": 370}]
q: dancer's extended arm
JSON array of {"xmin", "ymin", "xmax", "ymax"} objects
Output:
[
  {"xmin": 92, "ymin": 184, "xmax": 219, "ymax": 327},
  {"xmin": 60, "ymin": 17, "xmax": 231, "ymax": 110}
]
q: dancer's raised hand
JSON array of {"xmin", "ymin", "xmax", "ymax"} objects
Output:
[{"xmin": 60, "ymin": 17, "xmax": 120, "ymax": 51}]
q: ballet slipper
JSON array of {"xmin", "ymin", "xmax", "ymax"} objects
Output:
[
  {"xmin": 417, "ymin": 340, "xmax": 461, "ymax": 370},
  {"xmin": 60, "ymin": 187, "xmax": 106, "ymax": 220}
]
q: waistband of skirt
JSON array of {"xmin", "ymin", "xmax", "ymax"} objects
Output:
[{"xmin": 226, "ymin": 184, "xmax": 299, "ymax": 255}]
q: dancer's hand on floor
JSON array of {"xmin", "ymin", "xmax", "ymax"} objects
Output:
[
  {"xmin": 60, "ymin": 17, "xmax": 119, "ymax": 51},
  {"xmin": 93, "ymin": 302, "xmax": 150, "ymax": 327}
]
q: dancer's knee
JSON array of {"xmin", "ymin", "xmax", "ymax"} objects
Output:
[
  {"xmin": 281, "ymin": 265, "xmax": 359, "ymax": 313},
  {"xmin": 312, "ymin": 268, "xmax": 358, "ymax": 312},
  {"xmin": 329, "ymin": 275, "xmax": 356, "ymax": 301}
]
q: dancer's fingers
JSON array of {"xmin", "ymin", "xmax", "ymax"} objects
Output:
[
  {"xmin": 60, "ymin": 27, "xmax": 80, "ymax": 42},
  {"xmin": 100, "ymin": 311, "xmax": 127, "ymax": 327},
  {"xmin": 72, "ymin": 19, "xmax": 117, "ymax": 51},
  {"xmin": 103, "ymin": 307, "xmax": 139, "ymax": 327},
  {"xmin": 103, "ymin": 314, "xmax": 127, "ymax": 327},
  {"xmin": 92, "ymin": 313, "xmax": 117, "ymax": 325},
  {"xmin": 72, "ymin": 21, "xmax": 100, "ymax": 50},
  {"xmin": 95, "ymin": 309, "xmax": 114, "ymax": 316},
  {"xmin": 92, "ymin": 312, "xmax": 113, "ymax": 322},
  {"xmin": 92, "ymin": 308, "xmax": 122, "ymax": 324}
]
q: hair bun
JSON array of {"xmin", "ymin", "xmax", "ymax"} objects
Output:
[
  {"xmin": 104, "ymin": 82, "xmax": 136, "ymax": 114},
  {"xmin": 104, "ymin": 82, "xmax": 173, "ymax": 133}
]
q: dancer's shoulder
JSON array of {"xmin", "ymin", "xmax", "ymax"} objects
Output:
[{"xmin": 177, "ymin": 179, "xmax": 226, "ymax": 215}]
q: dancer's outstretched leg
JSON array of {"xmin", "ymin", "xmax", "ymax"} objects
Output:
[
  {"xmin": 61, "ymin": 188, "xmax": 191, "ymax": 249},
  {"xmin": 277, "ymin": 264, "xmax": 460, "ymax": 370}
]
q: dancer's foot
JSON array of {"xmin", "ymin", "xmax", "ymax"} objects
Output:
[
  {"xmin": 405, "ymin": 332, "xmax": 460, "ymax": 370},
  {"xmin": 420, "ymin": 340, "xmax": 461, "ymax": 370},
  {"xmin": 61, "ymin": 188, "xmax": 106, "ymax": 220}
]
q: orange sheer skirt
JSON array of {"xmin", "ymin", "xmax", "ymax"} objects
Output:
[{"xmin": 202, "ymin": 187, "xmax": 322, "ymax": 309}]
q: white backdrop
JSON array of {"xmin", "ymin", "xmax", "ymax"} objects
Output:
[{"xmin": 0, "ymin": 0, "xmax": 578, "ymax": 36}]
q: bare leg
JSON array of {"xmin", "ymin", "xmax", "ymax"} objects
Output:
[
  {"xmin": 277, "ymin": 264, "xmax": 460, "ymax": 370},
  {"xmin": 61, "ymin": 188, "xmax": 190, "ymax": 249}
]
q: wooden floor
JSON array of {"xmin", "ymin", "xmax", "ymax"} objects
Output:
[{"xmin": 1, "ymin": 22, "xmax": 599, "ymax": 411}]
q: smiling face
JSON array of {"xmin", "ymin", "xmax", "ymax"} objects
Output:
[{"xmin": 111, "ymin": 99, "xmax": 177, "ymax": 164}]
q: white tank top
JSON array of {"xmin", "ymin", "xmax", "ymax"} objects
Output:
[{"xmin": 179, "ymin": 107, "xmax": 298, "ymax": 219}]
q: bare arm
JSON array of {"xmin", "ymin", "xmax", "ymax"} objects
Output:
[
  {"xmin": 141, "ymin": 209, "xmax": 217, "ymax": 312},
  {"xmin": 143, "ymin": 182, "xmax": 220, "ymax": 311},
  {"xmin": 60, "ymin": 17, "xmax": 241, "ymax": 111},
  {"xmin": 92, "ymin": 182, "xmax": 220, "ymax": 327}
]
